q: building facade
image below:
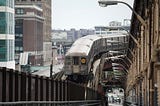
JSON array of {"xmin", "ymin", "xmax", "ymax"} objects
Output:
[
  {"xmin": 125, "ymin": 0, "xmax": 160, "ymax": 105},
  {"xmin": 0, "ymin": 0, "xmax": 15, "ymax": 69},
  {"xmin": 109, "ymin": 21, "xmax": 122, "ymax": 27},
  {"xmin": 15, "ymin": 0, "xmax": 52, "ymax": 66},
  {"xmin": 95, "ymin": 21, "xmax": 130, "ymax": 35},
  {"xmin": 15, "ymin": 3, "xmax": 44, "ymax": 66},
  {"xmin": 38, "ymin": 0, "xmax": 52, "ymax": 66}
]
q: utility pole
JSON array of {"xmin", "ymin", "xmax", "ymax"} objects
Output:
[
  {"xmin": 50, "ymin": 63, "xmax": 53, "ymax": 78},
  {"xmin": 50, "ymin": 47, "xmax": 53, "ymax": 78}
]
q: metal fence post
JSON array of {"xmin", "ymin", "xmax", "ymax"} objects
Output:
[
  {"xmin": 20, "ymin": 72, "xmax": 27, "ymax": 101},
  {"xmin": 40, "ymin": 76, "xmax": 44, "ymax": 101},
  {"xmin": 2, "ymin": 67, "xmax": 6, "ymax": 102},
  {"xmin": 0, "ymin": 68, "xmax": 2, "ymax": 102},
  {"xmin": 15, "ymin": 70, "xmax": 20, "ymax": 101},
  {"xmin": 65, "ymin": 80, "xmax": 68, "ymax": 101},
  {"xmin": 35, "ymin": 75, "xmax": 39, "ymax": 101},
  {"xmin": 46, "ymin": 77, "xmax": 49, "ymax": 101},
  {"xmin": 51, "ymin": 78, "xmax": 54, "ymax": 101},
  {"xmin": 9, "ymin": 69, "xmax": 14, "ymax": 101},
  {"xmin": 28, "ymin": 73, "xmax": 32, "ymax": 101},
  {"xmin": 55, "ymin": 80, "xmax": 58, "ymax": 101},
  {"xmin": 59, "ymin": 80, "xmax": 62, "ymax": 101}
]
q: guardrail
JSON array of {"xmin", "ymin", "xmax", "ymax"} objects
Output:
[
  {"xmin": 0, "ymin": 67, "xmax": 101, "ymax": 102},
  {"xmin": 0, "ymin": 100, "xmax": 102, "ymax": 106}
]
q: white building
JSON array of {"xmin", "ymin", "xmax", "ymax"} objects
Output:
[
  {"xmin": 52, "ymin": 31, "xmax": 67, "ymax": 40},
  {"xmin": 109, "ymin": 21, "xmax": 122, "ymax": 27},
  {"xmin": 95, "ymin": 21, "xmax": 130, "ymax": 35}
]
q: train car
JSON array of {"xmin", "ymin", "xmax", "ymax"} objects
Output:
[{"xmin": 64, "ymin": 34, "xmax": 128, "ymax": 82}]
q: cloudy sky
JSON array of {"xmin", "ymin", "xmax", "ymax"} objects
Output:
[{"xmin": 52, "ymin": 0, "xmax": 134, "ymax": 30}]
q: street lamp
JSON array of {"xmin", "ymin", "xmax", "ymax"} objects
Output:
[{"xmin": 98, "ymin": 0, "xmax": 146, "ymax": 27}]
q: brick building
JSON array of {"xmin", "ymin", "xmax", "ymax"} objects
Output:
[{"xmin": 15, "ymin": 0, "xmax": 52, "ymax": 66}]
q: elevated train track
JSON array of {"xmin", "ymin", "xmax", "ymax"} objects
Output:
[
  {"xmin": 52, "ymin": 0, "xmax": 160, "ymax": 105},
  {"xmin": 51, "ymin": 33, "xmax": 129, "ymax": 93},
  {"xmin": 60, "ymin": 33, "xmax": 130, "ymax": 99},
  {"xmin": 63, "ymin": 34, "xmax": 128, "ymax": 83}
]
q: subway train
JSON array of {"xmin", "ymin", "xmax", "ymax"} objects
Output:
[{"xmin": 64, "ymin": 34, "xmax": 128, "ymax": 82}]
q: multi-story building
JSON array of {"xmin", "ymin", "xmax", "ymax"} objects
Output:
[
  {"xmin": 95, "ymin": 26, "xmax": 129, "ymax": 35},
  {"xmin": 15, "ymin": 0, "xmax": 52, "ymax": 66},
  {"xmin": 66, "ymin": 28, "xmax": 95, "ymax": 42},
  {"xmin": 66, "ymin": 28, "xmax": 77, "ymax": 42},
  {"xmin": 15, "ymin": 2, "xmax": 44, "ymax": 66},
  {"xmin": 95, "ymin": 21, "xmax": 130, "ymax": 35},
  {"xmin": 0, "ymin": 0, "xmax": 15, "ymax": 69},
  {"xmin": 52, "ymin": 28, "xmax": 95, "ymax": 56},
  {"xmin": 77, "ymin": 29, "xmax": 95, "ymax": 38},
  {"xmin": 52, "ymin": 28, "xmax": 95, "ymax": 44},
  {"xmin": 109, "ymin": 21, "xmax": 122, "ymax": 27},
  {"xmin": 52, "ymin": 31, "xmax": 67, "ymax": 41}
]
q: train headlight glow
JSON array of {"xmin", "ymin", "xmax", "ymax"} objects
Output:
[{"xmin": 81, "ymin": 58, "xmax": 86, "ymax": 64}]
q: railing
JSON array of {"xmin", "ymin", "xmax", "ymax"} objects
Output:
[
  {"xmin": 0, "ymin": 100, "xmax": 102, "ymax": 106},
  {"xmin": 0, "ymin": 67, "xmax": 101, "ymax": 102},
  {"xmin": 124, "ymin": 101, "xmax": 138, "ymax": 106}
]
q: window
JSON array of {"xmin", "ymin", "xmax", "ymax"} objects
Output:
[
  {"xmin": 15, "ymin": 19, "xmax": 23, "ymax": 34},
  {"xmin": 0, "ymin": 12, "xmax": 6, "ymax": 34},
  {"xmin": 20, "ymin": 47, "xmax": 23, "ymax": 51},
  {"xmin": 107, "ymin": 32, "xmax": 112, "ymax": 34},
  {"xmin": 73, "ymin": 57, "xmax": 79, "ymax": 65},
  {"xmin": 0, "ymin": 12, "xmax": 14, "ymax": 34},
  {"xmin": 65, "ymin": 57, "xmax": 72, "ymax": 65},
  {"xmin": 0, "ymin": 0, "xmax": 6, "ymax": 6},
  {"xmin": 95, "ymin": 32, "xmax": 100, "ymax": 34},
  {"xmin": 0, "ymin": 26, "xmax": 5, "ymax": 34},
  {"xmin": 0, "ymin": 40, "xmax": 7, "ymax": 61},
  {"xmin": 16, "ymin": 8, "xmax": 24, "ymax": 14},
  {"xmin": 0, "ymin": 0, "xmax": 14, "ymax": 8},
  {"xmin": 8, "ymin": 40, "xmax": 14, "ymax": 61},
  {"xmin": 0, "ymin": 53, "xmax": 6, "ymax": 61}
]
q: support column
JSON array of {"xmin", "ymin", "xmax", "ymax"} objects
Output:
[{"xmin": 155, "ymin": 64, "xmax": 160, "ymax": 105}]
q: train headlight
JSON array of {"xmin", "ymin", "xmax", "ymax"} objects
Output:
[{"xmin": 81, "ymin": 58, "xmax": 86, "ymax": 64}]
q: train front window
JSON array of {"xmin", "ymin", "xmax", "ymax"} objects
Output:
[{"xmin": 73, "ymin": 57, "xmax": 79, "ymax": 65}]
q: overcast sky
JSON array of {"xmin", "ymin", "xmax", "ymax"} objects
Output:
[{"xmin": 52, "ymin": 0, "xmax": 134, "ymax": 30}]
